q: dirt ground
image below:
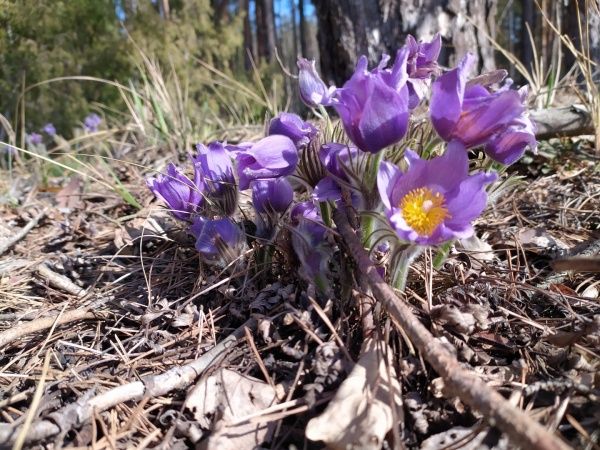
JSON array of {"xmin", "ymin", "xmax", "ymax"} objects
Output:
[{"xmin": 0, "ymin": 138, "xmax": 599, "ymax": 449}]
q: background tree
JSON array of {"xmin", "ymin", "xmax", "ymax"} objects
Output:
[{"xmin": 311, "ymin": 0, "xmax": 497, "ymax": 86}]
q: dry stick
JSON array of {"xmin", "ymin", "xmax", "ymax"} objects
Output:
[
  {"xmin": 0, "ymin": 318, "xmax": 257, "ymax": 446},
  {"xmin": 37, "ymin": 263, "xmax": 88, "ymax": 297},
  {"xmin": 0, "ymin": 310, "xmax": 104, "ymax": 349},
  {"xmin": 0, "ymin": 209, "xmax": 47, "ymax": 256},
  {"xmin": 332, "ymin": 208, "xmax": 572, "ymax": 450}
]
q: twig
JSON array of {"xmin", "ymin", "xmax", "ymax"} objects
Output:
[
  {"xmin": 332, "ymin": 208, "xmax": 572, "ymax": 450},
  {"xmin": 37, "ymin": 263, "xmax": 88, "ymax": 297},
  {"xmin": 0, "ymin": 310, "xmax": 105, "ymax": 349},
  {"xmin": 0, "ymin": 208, "xmax": 47, "ymax": 256},
  {"xmin": 0, "ymin": 318, "xmax": 257, "ymax": 446}
]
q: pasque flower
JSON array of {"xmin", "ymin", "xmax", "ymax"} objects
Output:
[
  {"xmin": 84, "ymin": 113, "xmax": 102, "ymax": 132},
  {"xmin": 41, "ymin": 123, "xmax": 56, "ymax": 136},
  {"xmin": 334, "ymin": 48, "xmax": 411, "ymax": 153},
  {"xmin": 189, "ymin": 216, "xmax": 245, "ymax": 264},
  {"xmin": 194, "ymin": 141, "xmax": 237, "ymax": 216},
  {"xmin": 430, "ymin": 53, "xmax": 537, "ymax": 164},
  {"xmin": 313, "ymin": 142, "xmax": 359, "ymax": 203},
  {"xmin": 377, "ymin": 140, "xmax": 497, "ymax": 246},
  {"xmin": 298, "ymin": 49, "xmax": 411, "ymax": 154},
  {"xmin": 146, "ymin": 164, "xmax": 203, "ymax": 220},
  {"xmin": 297, "ymin": 58, "xmax": 335, "ymax": 107},
  {"xmin": 27, "ymin": 133, "xmax": 43, "ymax": 144},
  {"xmin": 252, "ymin": 178, "xmax": 294, "ymax": 214},
  {"xmin": 269, "ymin": 112, "xmax": 318, "ymax": 149},
  {"xmin": 235, "ymin": 135, "xmax": 299, "ymax": 190},
  {"xmin": 290, "ymin": 202, "xmax": 331, "ymax": 292},
  {"xmin": 405, "ymin": 34, "xmax": 442, "ymax": 109}
]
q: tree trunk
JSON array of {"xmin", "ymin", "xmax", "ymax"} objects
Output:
[
  {"xmin": 256, "ymin": 0, "xmax": 268, "ymax": 61},
  {"xmin": 291, "ymin": 0, "xmax": 299, "ymax": 58},
  {"xmin": 299, "ymin": 0, "xmax": 308, "ymax": 57},
  {"xmin": 243, "ymin": 0, "xmax": 253, "ymax": 70},
  {"xmin": 264, "ymin": 0, "xmax": 277, "ymax": 62},
  {"xmin": 312, "ymin": 0, "xmax": 497, "ymax": 86}
]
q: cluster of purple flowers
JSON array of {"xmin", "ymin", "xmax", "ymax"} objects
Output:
[{"xmin": 146, "ymin": 32, "xmax": 537, "ymax": 286}]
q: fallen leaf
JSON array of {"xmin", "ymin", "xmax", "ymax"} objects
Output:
[
  {"xmin": 305, "ymin": 337, "xmax": 403, "ymax": 450},
  {"xmin": 55, "ymin": 176, "xmax": 83, "ymax": 211},
  {"xmin": 185, "ymin": 368, "xmax": 277, "ymax": 450}
]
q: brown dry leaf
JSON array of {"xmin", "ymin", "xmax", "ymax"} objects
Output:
[
  {"xmin": 430, "ymin": 304, "xmax": 489, "ymax": 335},
  {"xmin": 458, "ymin": 234, "xmax": 495, "ymax": 262},
  {"xmin": 55, "ymin": 176, "xmax": 83, "ymax": 211},
  {"xmin": 305, "ymin": 337, "xmax": 403, "ymax": 450},
  {"xmin": 185, "ymin": 368, "xmax": 277, "ymax": 450},
  {"xmin": 517, "ymin": 227, "xmax": 569, "ymax": 254}
]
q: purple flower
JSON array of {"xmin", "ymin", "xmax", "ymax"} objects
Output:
[
  {"xmin": 430, "ymin": 54, "xmax": 536, "ymax": 164},
  {"xmin": 146, "ymin": 164, "xmax": 203, "ymax": 220},
  {"xmin": 84, "ymin": 113, "xmax": 102, "ymax": 132},
  {"xmin": 269, "ymin": 113, "xmax": 318, "ymax": 149},
  {"xmin": 193, "ymin": 141, "xmax": 237, "ymax": 216},
  {"xmin": 41, "ymin": 123, "xmax": 56, "ymax": 136},
  {"xmin": 290, "ymin": 201, "xmax": 331, "ymax": 291},
  {"xmin": 405, "ymin": 34, "xmax": 442, "ymax": 109},
  {"xmin": 297, "ymin": 58, "xmax": 335, "ymax": 107},
  {"xmin": 235, "ymin": 135, "xmax": 299, "ymax": 190},
  {"xmin": 251, "ymin": 178, "xmax": 294, "ymax": 214},
  {"xmin": 27, "ymin": 133, "xmax": 43, "ymax": 144},
  {"xmin": 333, "ymin": 48, "xmax": 411, "ymax": 153},
  {"xmin": 484, "ymin": 112, "xmax": 538, "ymax": 166},
  {"xmin": 313, "ymin": 143, "xmax": 359, "ymax": 203},
  {"xmin": 189, "ymin": 216, "xmax": 245, "ymax": 264},
  {"xmin": 377, "ymin": 140, "xmax": 498, "ymax": 246}
]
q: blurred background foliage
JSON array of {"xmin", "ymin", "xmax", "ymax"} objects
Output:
[{"xmin": 0, "ymin": 0, "xmax": 597, "ymax": 145}]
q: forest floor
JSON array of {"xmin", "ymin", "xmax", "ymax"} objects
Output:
[{"xmin": 0, "ymin": 135, "xmax": 599, "ymax": 449}]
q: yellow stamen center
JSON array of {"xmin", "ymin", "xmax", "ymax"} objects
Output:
[{"xmin": 400, "ymin": 187, "xmax": 451, "ymax": 237}]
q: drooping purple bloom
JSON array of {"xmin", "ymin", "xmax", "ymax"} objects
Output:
[
  {"xmin": 313, "ymin": 142, "xmax": 359, "ymax": 203},
  {"xmin": 41, "ymin": 123, "xmax": 56, "ymax": 136},
  {"xmin": 146, "ymin": 164, "xmax": 203, "ymax": 220},
  {"xmin": 377, "ymin": 140, "xmax": 498, "ymax": 246},
  {"xmin": 430, "ymin": 53, "xmax": 537, "ymax": 164},
  {"xmin": 484, "ymin": 114, "xmax": 538, "ymax": 165},
  {"xmin": 235, "ymin": 135, "xmax": 299, "ymax": 190},
  {"xmin": 84, "ymin": 113, "xmax": 102, "ymax": 132},
  {"xmin": 189, "ymin": 216, "xmax": 245, "ymax": 264},
  {"xmin": 27, "ymin": 133, "xmax": 43, "ymax": 144},
  {"xmin": 405, "ymin": 34, "xmax": 442, "ymax": 109},
  {"xmin": 251, "ymin": 178, "xmax": 294, "ymax": 214},
  {"xmin": 193, "ymin": 141, "xmax": 237, "ymax": 216},
  {"xmin": 269, "ymin": 112, "xmax": 318, "ymax": 149},
  {"xmin": 333, "ymin": 48, "xmax": 411, "ymax": 153},
  {"xmin": 297, "ymin": 58, "xmax": 335, "ymax": 107},
  {"xmin": 290, "ymin": 201, "xmax": 331, "ymax": 291}
]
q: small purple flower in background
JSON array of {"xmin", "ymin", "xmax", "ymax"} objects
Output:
[
  {"xmin": 430, "ymin": 53, "xmax": 537, "ymax": 164},
  {"xmin": 27, "ymin": 133, "xmax": 43, "ymax": 144},
  {"xmin": 269, "ymin": 112, "xmax": 318, "ymax": 149},
  {"xmin": 235, "ymin": 135, "xmax": 299, "ymax": 190},
  {"xmin": 41, "ymin": 123, "xmax": 56, "ymax": 136},
  {"xmin": 377, "ymin": 140, "xmax": 497, "ymax": 246},
  {"xmin": 84, "ymin": 113, "xmax": 102, "ymax": 132},
  {"xmin": 189, "ymin": 216, "xmax": 245, "ymax": 264},
  {"xmin": 146, "ymin": 164, "xmax": 203, "ymax": 220},
  {"xmin": 405, "ymin": 34, "xmax": 442, "ymax": 109},
  {"xmin": 333, "ymin": 48, "xmax": 411, "ymax": 153},
  {"xmin": 297, "ymin": 58, "xmax": 335, "ymax": 107},
  {"xmin": 252, "ymin": 178, "xmax": 294, "ymax": 214},
  {"xmin": 194, "ymin": 141, "xmax": 237, "ymax": 216}
]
